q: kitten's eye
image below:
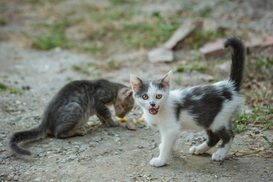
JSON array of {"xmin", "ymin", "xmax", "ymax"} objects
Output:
[
  {"xmin": 156, "ymin": 94, "xmax": 162, "ymax": 99},
  {"xmin": 142, "ymin": 94, "xmax": 149, "ymax": 100}
]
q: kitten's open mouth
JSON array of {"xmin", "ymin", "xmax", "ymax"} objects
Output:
[{"xmin": 149, "ymin": 106, "xmax": 160, "ymax": 115}]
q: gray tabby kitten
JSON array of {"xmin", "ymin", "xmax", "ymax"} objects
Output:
[
  {"xmin": 130, "ymin": 36, "xmax": 245, "ymax": 167},
  {"xmin": 9, "ymin": 79, "xmax": 134, "ymax": 155}
]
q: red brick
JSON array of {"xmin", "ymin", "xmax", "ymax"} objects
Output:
[
  {"xmin": 245, "ymin": 37, "xmax": 263, "ymax": 48},
  {"xmin": 262, "ymin": 36, "xmax": 273, "ymax": 47},
  {"xmin": 199, "ymin": 39, "xmax": 226, "ymax": 59}
]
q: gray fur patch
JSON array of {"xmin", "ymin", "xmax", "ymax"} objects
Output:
[{"xmin": 175, "ymin": 84, "xmax": 234, "ymax": 128}]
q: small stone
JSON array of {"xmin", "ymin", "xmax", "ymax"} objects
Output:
[
  {"xmin": 15, "ymin": 100, "xmax": 21, "ymax": 104},
  {"xmin": 126, "ymin": 119, "xmax": 137, "ymax": 130},
  {"xmin": 69, "ymin": 154, "xmax": 78, "ymax": 160},
  {"xmin": 13, "ymin": 175, "xmax": 19, "ymax": 181},
  {"xmin": 115, "ymin": 137, "xmax": 120, "ymax": 142},
  {"xmin": 148, "ymin": 48, "xmax": 174, "ymax": 63},
  {"xmin": 171, "ymin": 166, "xmax": 179, "ymax": 170},
  {"xmin": 7, "ymin": 173, "xmax": 14, "ymax": 181},
  {"xmin": 138, "ymin": 145, "xmax": 144, "ymax": 149}
]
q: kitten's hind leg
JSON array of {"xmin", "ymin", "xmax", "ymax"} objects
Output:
[
  {"xmin": 190, "ymin": 130, "xmax": 219, "ymax": 155},
  {"xmin": 211, "ymin": 127, "xmax": 234, "ymax": 161},
  {"xmin": 56, "ymin": 126, "xmax": 87, "ymax": 139},
  {"xmin": 55, "ymin": 123, "xmax": 87, "ymax": 139}
]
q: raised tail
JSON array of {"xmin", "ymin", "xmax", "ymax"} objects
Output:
[
  {"xmin": 223, "ymin": 36, "xmax": 245, "ymax": 91},
  {"xmin": 9, "ymin": 124, "xmax": 47, "ymax": 155}
]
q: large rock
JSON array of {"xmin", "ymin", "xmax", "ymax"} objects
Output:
[{"xmin": 164, "ymin": 20, "xmax": 203, "ymax": 50}]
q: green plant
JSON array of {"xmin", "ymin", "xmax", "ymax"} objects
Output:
[
  {"xmin": 33, "ymin": 30, "xmax": 70, "ymax": 50},
  {"xmin": 232, "ymin": 122, "xmax": 247, "ymax": 132},
  {"xmin": 176, "ymin": 65, "xmax": 207, "ymax": 72},
  {"xmin": 0, "ymin": 82, "xmax": 21, "ymax": 93},
  {"xmin": 262, "ymin": 136, "xmax": 273, "ymax": 146},
  {"xmin": 65, "ymin": 77, "xmax": 73, "ymax": 82}
]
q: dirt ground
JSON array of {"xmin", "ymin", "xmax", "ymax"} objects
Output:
[{"xmin": 0, "ymin": 0, "xmax": 273, "ymax": 182}]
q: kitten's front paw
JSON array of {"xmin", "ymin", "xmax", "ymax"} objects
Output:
[
  {"xmin": 212, "ymin": 152, "xmax": 225, "ymax": 161},
  {"xmin": 149, "ymin": 157, "xmax": 166, "ymax": 167},
  {"xmin": 189, "ymin": 146, "xmax": 204, "ymax": 155}
]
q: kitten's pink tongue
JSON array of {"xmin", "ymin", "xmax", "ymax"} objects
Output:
[{"xmin": 149, "ymin": 106, "xmax": 160, "ymax": 115}]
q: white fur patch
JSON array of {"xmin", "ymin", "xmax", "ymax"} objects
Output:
[
  {"xmin": 212, "ymin": 140, "xmax": 232, "ymax": 161},
  {"xmin": 189, "ymin": 141, "xmax": 211, "ymax": 155},
  {"xmin": 209, "ymin": 82, "xmax": 243, "ymax": 132}
]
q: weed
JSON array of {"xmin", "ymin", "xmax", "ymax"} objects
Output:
[
  {"xmin": 120, "ymin": 17, "xmax": 180, "ymax": 49},
  {"xmin": 232, "ymin": 122, "xmax": 247, "ymax": 132},
  {"xmin": 233, "ymin": 105, "xmax": 273, "ymax": 132},
  {"xmin": 262, "ymin": 136, "xmax": 273, "ymax": 146},
  {"xmin": 0, "ymin": 82, "xmax": 21, "ymax": 93},
  {"xmin": 0, "ymin": 82, "xmax": 8, "ymax": 90},
  {"xmin": 71, "ymin": 62, "xmax": 102, "ymax": 77},
  {"xmin": 33, "ymin": 30, "xmax": 70, "ymax": 50},
  {"xmin": 176, "ymin": 65, "xmax": 207, "ymax": 72},
  {"xmin": 199, "ymin": 6, "xmax": 212, "ymax": 17},
  {"xmin": 65, "ymin": 77, "xmax": 73, "ymax": 82}
]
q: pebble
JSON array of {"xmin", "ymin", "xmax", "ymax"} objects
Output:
[
  {"xmin": 7, "ymin": 173, "xmax": 14, "ymax": 181},
  {"xmin": 69, "ymin": 155, "xmax": 78, "ymax": 160},
  {"xmin": 115, "ymin": 137, "xmax": 120, "ymax": 142},
  {"xmin": 15, "ymin": 100, "xmax": 21, "ymax": 104},
  {"xmin": 171, "ymin": 166, "xmax": 179, "ymax": 170},
  {"xmin": 13, "ymin": 175, "xmax": 19, "ymax": 181}
]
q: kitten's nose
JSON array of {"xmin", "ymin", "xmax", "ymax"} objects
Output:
[{"xmin": 150, "ymin": 101, "xmax": 155, "ymax": 107}]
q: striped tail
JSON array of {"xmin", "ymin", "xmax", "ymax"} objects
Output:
[{"xmin": 9, "ymin": 124, "xmax": 47, "ymax": 155}]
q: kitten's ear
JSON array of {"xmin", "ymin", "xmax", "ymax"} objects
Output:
[
  {"xmin": 130, "ymin": 74, "xmax": 142, "ymax": 92},
  {"xmin": 126, "ymin": 90, "xmax": 133, "ymax": 98},
  {"xmin": 160, "ymin": 70, "xmax": 172, "ymax": 88}
]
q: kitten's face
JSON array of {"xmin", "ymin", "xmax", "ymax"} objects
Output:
[
  {"xmin": 130, "ymin": 71, "xmax": 172, "ymax": 115},
  {"xmin": 114, "ymin": 88, "xmax": 134, "ymax": 118}
]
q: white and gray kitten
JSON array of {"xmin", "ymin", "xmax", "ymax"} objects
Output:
[{"xmin": 130, "ymin": 36, "xmax": 245, "ymax": 167}]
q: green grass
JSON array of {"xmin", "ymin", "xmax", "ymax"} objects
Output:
[
  {"xmin": 0, "ymin": 82, "xmax": 21, "ymax": 93},
  {"xmin": 71, "ymin": 63, "xmax": 102, "ymax": 77},
  {"xmin": 262, "ymin": 136, "xmax": 273, "ymax": 146},
  {"xmin": 233, "ymin": 105, "xmax": 273, "ymax": 132},
  {"xmin": 33, "ymin": 30, "xmax": 70, "ymax": 50},
  {"xmin": 176, "ymin": 65, "xmax": 207, "ymax": 73},
  {"xmin": 65, "ymin": 76, "xmax": 73, "ymax": 82},
  {"xmin": 199, "ymin": 6, "xmax": 212, "ymax": 17},
  {"xmin": 120, "ymin": 16, "xmax": 180, "ymax": 49}
]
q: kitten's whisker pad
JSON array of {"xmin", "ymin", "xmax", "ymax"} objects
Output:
[{"xmin": 130, "ymin": 36, "xmax": 245, "ymax": 166}]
